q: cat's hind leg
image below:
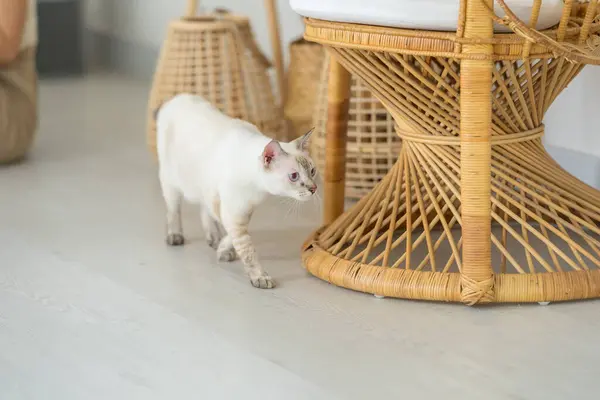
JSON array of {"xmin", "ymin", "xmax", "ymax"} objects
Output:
[
  {"xmin": 216, "ymin": 235, "xmax": 238, "ymax": 262},
  {"xmin": 160, "ymin": 178, "xmax": 185, "ymax": 246},
  {"xmin": 200, "ymin": 208, "xmax": 223, "ymax": 249}
]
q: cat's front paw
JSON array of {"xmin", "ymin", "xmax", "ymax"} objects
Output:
[
  {"xmin": 166, "ymin": 233, "xmax": 185, "ymax": 246},
  {"xmin": 217, "ymin": 248, "xmax": 237, "ymax": 262},
  {"xmin": 250, "ymin": 272, "xmax": 275, "ymax": 289}
]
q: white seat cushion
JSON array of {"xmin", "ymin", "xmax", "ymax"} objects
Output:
[{"xmin": 289, "ymin": 0, "xmax": 564, "ymax": 33}]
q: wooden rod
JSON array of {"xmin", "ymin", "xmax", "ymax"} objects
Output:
[
  {"xmin": 264, "ymin": 0, "xmax": 286, "ymax": 104},
  {"xmin": 459, "ymin": 0, "xmax": 495, "ymax": 305},
  {"xmin": 323, "ymin": 56, "xmax": 351, "ymax": 224},
  {"xmin": 186, "ymin": 0, "xmax": 198, "ymax": 17}
]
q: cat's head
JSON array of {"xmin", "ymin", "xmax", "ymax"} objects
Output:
[{"xmin": 260, "ymin": 128, "xmax": 318, "ymax": 201}]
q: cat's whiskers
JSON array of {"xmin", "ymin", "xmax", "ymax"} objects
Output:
[
  {"xmin": 293, "ymin": 197, "xmax": 302, "ymax": 221},
  {"xmin": 279, "ymin": 197, "xmax": 297, "ymax": 220},
  {"xmin": 313, "ymin": 191, "xmax": 323, "ymax": 218}
]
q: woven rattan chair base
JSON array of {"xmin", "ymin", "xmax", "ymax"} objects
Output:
[
  {"xmin": 300, "ymin": 6, "xmax": 600, "ymax": 305},
  {"xmin": 303, "ymin": 143, "xmax": 600, "ymax": 303}
]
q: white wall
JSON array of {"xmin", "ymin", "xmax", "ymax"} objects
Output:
[
  {"xmin": 84, "ymin": 0, "xmax": 305, "ymax": 63},
  {"xmin": 83, "ymin": 0, "xmax": 600, "ymax": 170},
  {"xmin": 544, "ymin": 68, "xmax": 600, "ymax": 158}
]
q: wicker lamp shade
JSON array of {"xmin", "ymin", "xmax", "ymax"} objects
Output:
[
  {"xmin": 146, "ymin": 6, "xmax": 285, "ymax": 156},
  {"xmin": 311, "ymin": 55, "xmax": 400, "ymax": 200}
]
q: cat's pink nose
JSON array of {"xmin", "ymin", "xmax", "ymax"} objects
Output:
[{"xmin": 308, "ymin": 185, "xmax": 317, "ymax": 194}]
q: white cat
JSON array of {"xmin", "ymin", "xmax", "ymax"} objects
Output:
[{"xmin": 155, "ymin": 94, "xmax": 318, "ymax": 289}]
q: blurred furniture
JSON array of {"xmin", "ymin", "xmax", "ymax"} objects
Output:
[
  {"xmin": 293, "ymin": 0, "xmax": 600, "ymax": 305},
  {"xmin": 0, "ymin": 0, "xmax": 38, "ymax": 163},
  {"xmin": 0, "ymin": 49, "xmax": 37, "ymax": 164},
  {"xmin": 147, "ymin": 1, "xmax": 285, "ymax": 156},
  {"xmin": 284, "ymin": 37, "xmax": 324, "ymax": 138},
  {"xmin": 311, "ymin": 56, "xmax": 400, "ymax": 200},
  {"xmin": 36, "ymin": 0, "xmax": 84, "ymax": 76}
]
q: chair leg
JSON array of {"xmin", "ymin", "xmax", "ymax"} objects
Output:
[
  {"xmin": 323, "ymin": 55, "xmax": 351, "ymax": 224},
  {"xmin": 459, "ymin": 0, "xmax": 495, "ymax": 305}
]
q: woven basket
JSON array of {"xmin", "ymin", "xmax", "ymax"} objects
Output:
[
  {"xmin": 283, "ymin": 38, "xmax": 325, "ymax": 137},
  {"xmin": 311, "ymin": 56, "xmax": 401, "ymax": 200},
  {"xmin": 146, "ymin": 8, "xmax": 285, "ymax": 156}
]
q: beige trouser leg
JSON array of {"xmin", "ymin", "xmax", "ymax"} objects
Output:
[{"xmin": 0, "ymin": 47, "xmax": 38, "ymax": 164}]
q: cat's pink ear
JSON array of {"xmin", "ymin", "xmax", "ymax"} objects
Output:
[
  {"xmin": 292, "ymin": 127, "xmax": 314, "ymax": 153},
  {"xmin": 262, "ymin": 140, "xmax": 286, "ymax": 167}
]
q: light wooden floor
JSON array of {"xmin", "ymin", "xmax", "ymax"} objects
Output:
[{"xmin": 1, "ymin": 74, "xmax": 600, "ymax": 400}]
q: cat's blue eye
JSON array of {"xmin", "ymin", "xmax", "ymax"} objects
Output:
[{"xmin": 289, "ymin": 172, "xmax": 299, "ymax": 182}]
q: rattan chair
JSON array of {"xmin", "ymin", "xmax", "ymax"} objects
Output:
[{"xmin": 291, "ymin": 0, "xmax": 600, "ymax": 305}]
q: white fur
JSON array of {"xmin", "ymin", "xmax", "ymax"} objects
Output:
[{"xmin": 156, "ymin": 93, "xmax": 317, "ymax": 288}]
